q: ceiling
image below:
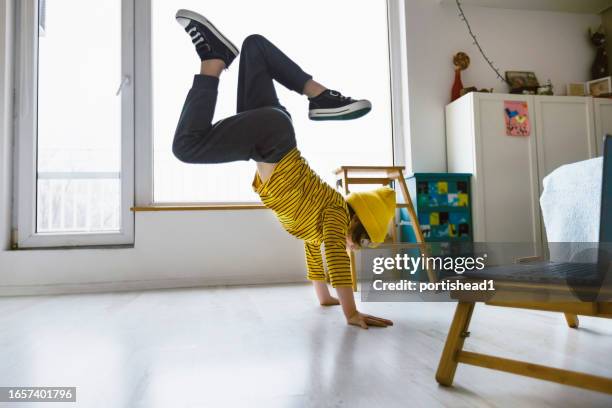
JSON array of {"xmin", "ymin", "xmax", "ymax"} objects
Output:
[{"xmin": 440, "ymin": 0, "xmax": 612, "ymax": 14}]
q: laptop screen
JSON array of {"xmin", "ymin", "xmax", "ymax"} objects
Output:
[{"xmin": 601, "ymin": 135, "xmax": 612, "ymax": 243}]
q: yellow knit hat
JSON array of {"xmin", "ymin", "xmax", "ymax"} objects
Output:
[{"xmin": 346, "ymin": 187, "xmax": 396, "ymax": 244}]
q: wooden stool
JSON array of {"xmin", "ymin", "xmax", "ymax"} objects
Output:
[{"xmin": 333, "ymin": 166, "xmax": 434, "ymax": 290}]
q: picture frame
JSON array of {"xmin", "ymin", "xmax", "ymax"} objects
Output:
[
  {"xmin": 586, "ymin": 76, "xmax": 612, "ymax": 97},
  {"xmin": 566, "ymin": 82, "xmax": 586, "ymax": 96},
  {"xmin": 505, "ymin": 71, "xmax": 540, "ymax": 94}
]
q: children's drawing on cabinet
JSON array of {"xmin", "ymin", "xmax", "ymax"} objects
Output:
[{"xmin": 504, "ymin": 100, "xmax": 531, "ymax": 137}]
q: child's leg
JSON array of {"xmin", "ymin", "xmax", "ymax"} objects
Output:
[
  {"xmin": 172, "ymin": 12, "xmax": 298, "ymax": 164},
  {"xmin": 236, "ymin": 34, "xmax": 371, "ymax": 121},
  {"xmin": 236, "ymin": 34, "xmax": 324, "ymax": 113},
  {"xmin": 172, "ymin": 60, "xmax": 297, "ymax": 164}
]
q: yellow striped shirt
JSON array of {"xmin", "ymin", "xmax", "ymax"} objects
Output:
[{"xmin": 252, "ymin": 148, "xmax": 353, "ymax": 287}]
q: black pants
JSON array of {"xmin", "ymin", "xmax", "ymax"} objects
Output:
[{"xmin": 172, "ymin": 34, "xmax": 313, "ymax": 164}]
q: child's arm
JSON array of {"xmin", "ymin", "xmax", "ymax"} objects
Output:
[
  {"xmin": 322, "ymin": 207, "xmax": 393, "ymax": 329},
  {"xmin": 305, "ymin": 242, "xmax": 339, "ymax": 305}
]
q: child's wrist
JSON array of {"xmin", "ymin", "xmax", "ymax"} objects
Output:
[
  {"xmin": 335, "ymin": 286, "xmax": 358, "ymax": 318},
  {"xmin": 343, "ymin": 310, "xmax": 358, "ymax": 322},
  {"xmin": 341, "ymin": 304, "xmax": 358, "ymax": 318}
]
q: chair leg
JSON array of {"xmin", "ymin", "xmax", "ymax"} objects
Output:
[
  {"xmin": 436, "ymin": 302, "xmax": 475, "ymax": 386},
  {"xmin": 564, "ymin": 313, "xmax": 579, "ymax": 329}
]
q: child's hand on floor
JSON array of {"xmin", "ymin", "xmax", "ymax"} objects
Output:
[
  {"xmin": 335, "ymin": 286, "xmax": 393, "ymax": 329},
  {"xmin": 314, "ymin": 281, "xmax": 394, "ymax": 328},
  {"xmin": 346, "ymin": 311, "xmax": 394, "ymax": 329},
  {"xmin": 313, "ymin": 280, "xmax": 340, "ymax": 306}
]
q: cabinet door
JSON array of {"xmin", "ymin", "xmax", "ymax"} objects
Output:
[
  {"xmin": 534, "ymin": 96, "xmax": 597, "ymax": 193},
  {"xmin": 594, "ymin": 99, "xmax": 612, "ymax": 156},
  {"xmin": 473, "ymin": 94, "xmax": 542, "ymax": 249}
]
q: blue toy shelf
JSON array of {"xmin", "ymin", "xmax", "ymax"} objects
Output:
[{"xmin": 400, "ymin": 173, "xmax": 472, "ymax": 243}]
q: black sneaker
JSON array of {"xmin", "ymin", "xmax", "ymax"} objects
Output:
[
  {"xmin": 175, "ymin": 9, "xmax": 239, "ymax": 68},
  {"xmin": 308, "ymin": 90, "xmax": 372, "ymax": 121}
]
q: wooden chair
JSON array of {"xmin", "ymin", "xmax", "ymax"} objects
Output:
[
  {"xmin": 436, "ymin": 276, "xmax": 612, "ymax": 394},
  {"xmin": 333, "ymin": 166, "xmax": 435, "ymax": 290}
]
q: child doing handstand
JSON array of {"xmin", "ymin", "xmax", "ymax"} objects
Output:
[{"xmin": 172, "ymin": 9, "xmax": 394, "ymax": 329}]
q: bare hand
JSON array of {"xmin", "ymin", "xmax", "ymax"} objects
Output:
[
  {"xmin": 346, "ymin": 311, "xmax": 394, "ymax": 329},
  {"xmin": 319, "ymin": 296, "xmax": 340, "ymax": 306}
]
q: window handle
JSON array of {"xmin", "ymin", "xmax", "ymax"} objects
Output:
[{"xmin": 115, "ymin": 75, "xmax": 131, "ymax": 96}]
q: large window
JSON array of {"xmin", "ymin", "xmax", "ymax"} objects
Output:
[
  {"xmin": 13, "ymin": 0, "xmax": 406, "ymax": 247},
  {"xmin": 15, "ymin": 0, "xmax": 134, "ymax": 247},
  {"xmin": 151, "ymin": 0, "xmax": 394, "ymax": 203}
]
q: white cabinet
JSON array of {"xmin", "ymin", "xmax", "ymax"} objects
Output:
[
  {"xmin": 445, "ymin": 93, "xmax": 598, "ymax": 260},
  {"xmin": 446, "ymin": 93, "xmax": 541, "ymax": 246},
  {"xmin": 594, "ymin": 98, "xmax": 612, "ymax": 156},
  {"xmin": 533, "ymin": 96, "xmax": 597, "ymax": 194}
]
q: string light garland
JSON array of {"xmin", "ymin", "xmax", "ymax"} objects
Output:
[{"xmin": 455, "ymin": 0, "xmax": 509, "ymax": 85}]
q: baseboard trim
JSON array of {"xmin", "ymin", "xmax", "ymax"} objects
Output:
[{"xmin": 0, "ymin": 275, "xmax": 305, "ymax": 297}]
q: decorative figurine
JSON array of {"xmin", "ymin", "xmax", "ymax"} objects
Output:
[
  {"xmin": 590, "ymin": 26, "xmax": 609, "ymax": 80},
  {"xmin": 451, "ymin": 52, "xmax": 470, "ymax": 102}
]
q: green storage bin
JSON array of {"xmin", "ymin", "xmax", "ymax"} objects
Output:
[{"xmin": 400, "ymin": 173, "xmax": 472, "ymax": 242}]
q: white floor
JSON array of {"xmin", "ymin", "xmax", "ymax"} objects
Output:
[{"xmin": 0, "ymin": 284, "xmax": 611, "ymax": 408}]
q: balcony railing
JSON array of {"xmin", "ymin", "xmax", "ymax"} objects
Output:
[{"xmin": 36, "ymin": 172, "xmax": 121, "ymax": 233}]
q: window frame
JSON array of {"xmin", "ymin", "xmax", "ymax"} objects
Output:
[
  {"xmin": 134, "ymin": 0, "xmax": 409, "ymax": 207},
  {"xmin": 387, "ymin": 0, "xmax": 410, "ymax": 170},
  {"xmin": 14, "ymin": 0, "xmax": 135, "ymax": 247}
]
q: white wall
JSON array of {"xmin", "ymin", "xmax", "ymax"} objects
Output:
[
  {"xmin": 603, "ymin": 7, "xmax": 612, "ymax": 71},
  {"xmin": 404, "ymin": 1, "xmax": 602, "ymax": 172},
  {"xmin": 0, "ymin": 0, "xmax": 13, "ymax": 252},
  {"xmin": 0, "ymin": 211, "xmax": 307, "ymax": 295}
]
